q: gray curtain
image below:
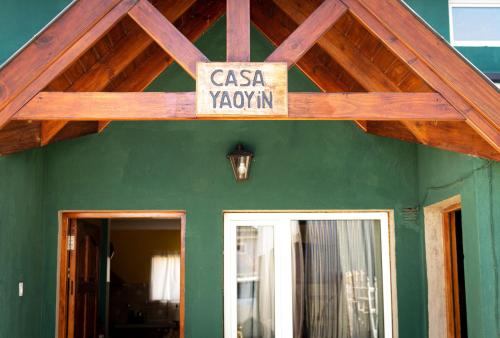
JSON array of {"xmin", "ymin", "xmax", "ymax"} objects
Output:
[{"xmin": 292, "ymin": 220, "xmax": 381, "ymax": 338}]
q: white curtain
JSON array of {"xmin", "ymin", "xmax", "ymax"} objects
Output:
[{"xmin": 150, "ymin": 253, "xmax": 180, "ymax": 303}]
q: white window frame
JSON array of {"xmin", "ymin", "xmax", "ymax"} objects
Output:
[
  {"xmin": 224, "ymin": 211, "xmax": 394, "ymax": 338},
  {"xmin": 449, "ymin": 0, "xmax": 500, "ymax": 47}
]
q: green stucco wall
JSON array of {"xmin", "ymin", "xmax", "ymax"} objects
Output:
[
  {"xmin": 0, "ymin": 150, "xmax": 44, "ymax": 338},
  {"xmin": 417, "ymin": 148, "xmax": 500, "ymax": 338},
  {"xmin": 0, "ymin": 1, "xmax": 498, "ymax": 338},
  {"xmin": 37, "ymin": 19, "xmax": 424, "ymax": 338},
  {"xmin": 0, "ymin": 0, "xmax": 71, "ymax": 66}
]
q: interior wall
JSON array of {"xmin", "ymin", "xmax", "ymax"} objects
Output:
[
  {"xmin": 0, "ymin": 150, "xmax": 45, "ymax": 338},
  {"xmin": 417, "ymin": 146, "xmax": 500, "ymax": 338},
  {"xmin": 111, "ymin": 229, "xmax": 181, "ymax": 284}
]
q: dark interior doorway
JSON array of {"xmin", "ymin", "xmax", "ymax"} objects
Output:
[
  {"xmin": 443, "ymin": 206, "xmax": 468, "ymax": 338},
  {"xmin": 108, "ymin": 218, "xmax": 181, "ymax": 338},
  {"xmin": 57, "ymin": 211, "xmax": 185, "ymax": 338}
]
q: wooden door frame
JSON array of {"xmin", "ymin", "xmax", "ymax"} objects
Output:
[
  {"xmin": 442, "ymin": 203, "xmax": 463, "ymax": 338},
  {"xmin": 423, "ymin": 195, "xmax": 463, "ymax": 338},
  {"xmin": 56, "ymin": 210, "xmax": 186, "ymax": 338}
]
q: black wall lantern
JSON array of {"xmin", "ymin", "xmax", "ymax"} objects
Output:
[{"xmin": 227, "ymin": 144, "xmax": 254, "ymax": 181}]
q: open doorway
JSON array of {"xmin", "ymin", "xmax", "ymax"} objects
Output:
[
  {"xmin": 443, "ymin": 206, "xmax": 468, "ymax": 338},
  {"xmin": 424, "ymin": 196, "xmax": 469, "ymax": 338},
  {"xmin": 56, "ymin": 211, "xmax": 185, "ymax": 338}
]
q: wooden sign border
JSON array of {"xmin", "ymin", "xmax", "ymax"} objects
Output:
[{"xmin": 196, "ymin": 62, "xmax": 288, "ymax": 117}]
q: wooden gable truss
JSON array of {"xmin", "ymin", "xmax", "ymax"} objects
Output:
[{"xmin": 0, "ymin": 0, "xmax": 498, "ymax": 160}]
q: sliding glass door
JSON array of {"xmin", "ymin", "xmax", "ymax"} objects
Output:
[{"xmin": 224, "ymin": 212, "xmax": 393, "ymax": 338}]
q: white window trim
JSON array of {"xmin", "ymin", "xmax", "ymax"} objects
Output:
[
  {"xmin": 224, "ymin": 211, "xmax": 396, "ymax": 338},
  {"xmin": 449, "ymin": 1, "xmax": 500, "ymax": 47}
]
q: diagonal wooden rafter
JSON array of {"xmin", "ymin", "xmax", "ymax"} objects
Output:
[
  {"xmin": 129, "ymin": 0, "xmax": 209, "ymax": 78},
  {"xmin": 2, "ymin": 0, "xmax": 225, "ymax": 155},
  {"xmin": 273, "ymin": 0, "xmax": 401, "ymax": 92},
  {"xmin": 0, "ymin": 0, "xmax": 136, "ymax": 129},
  {"xmin": 227, "ymin": 0, "xmax": 250, "ymax": 61},
  {"xmin": 14, "ymin": 92, "xmax": 464, "ymax": 121},
  {"xmin": 98, "ymin": 0, "xmax": 225, "ymax": 133},
  {"xmin": 270, "ymin": 0, "xmax": 429, "ymax": 143},
  {"xmin": 341, "ymin": 0, "xmax": 500, "ymax": 152},
  {"xmin": 0, "ymin": 0, "xmax": 497, "ymax": 161},
  {"xmin": 266, "ymin": 0, "xmax": 347, "ymax": 67},
  {"xmin": 253, "ymin": 0, "xmax": 380, "ymax": 133},
  {"xmin": 41, "ymin": 0, "xmax": 197, "ymax": 145}
]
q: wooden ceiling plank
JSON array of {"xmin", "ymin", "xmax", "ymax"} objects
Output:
[
  {"xmin": 266, "ymin": 0, "xmax": 347, "ymax": 67},
  {"xmin": 227, "ymin": 0, "xmax": 250, "ymax": 61},
  {"xmin": 14, "ymin": 92, "xmax": 462, "ymax": 121},
  {"xmin": 342, "ymin": 0, "xmax": 500, "ymax": 153},
  {"xmin": 0, "ymin": 0, "xmax": 135, "ymax": 129},
  {"xmin": 40, "ymin": 0, "xmax": 196, "ymax": 143},
  {"xmin": 129, "ymin": 0, "xmax": 209, "ymax": 78},
  {"xmin": 41, "ymin": 121, "xmax": 68, "ymax": 146}
]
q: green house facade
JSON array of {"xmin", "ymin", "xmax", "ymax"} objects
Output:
[{"xmin": 0, "ymin": 1, "xmax": 498, "ymax": 338}]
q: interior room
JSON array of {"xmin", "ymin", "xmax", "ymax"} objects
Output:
[
  {"xmin": 71, "ymin": 217, "xmax": 182, "ymax": 338},
  {"xmin": 108, "ymin": 218, "xmax": 181, "ymax": 338}
]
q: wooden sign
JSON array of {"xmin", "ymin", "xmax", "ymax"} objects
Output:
[{"xmin": 196, "ymin": 62, "xmax": 288, "ymax": 116}]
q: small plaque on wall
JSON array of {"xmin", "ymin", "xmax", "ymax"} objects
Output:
[{"xmin": 196, "ymin": 62, "xmax": 288, "ymax": 116}]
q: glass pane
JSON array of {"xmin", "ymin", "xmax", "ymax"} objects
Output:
[
  {"xmin": 237, "ymin": 226, "xmax": 275, "ymax": 338},
  {"xmin": 291, "ymin": 220, "xmax": 384, "ymax": 338},
  {"xmin": 452, "ymin": 7, "xmax": 500, "ymax": 42}
]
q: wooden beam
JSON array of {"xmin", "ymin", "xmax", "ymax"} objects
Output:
[
  {"xmin": 98, "ymin": 0, "xmax": 225, "ymax": 133},
  {"xmin": 288, "ymin": 93, "xmax": 463, "ymax": 120},
  {"xmin": 274, "ymin": 0, "xmax": 400, "ymax": 92},
  {"xmin": 275, "ymin": 0, "xmax": 458, "ymax": 145},
  {"xmin": 353, "ymin": 0, "xmax": 500, "ymax": 128},
  {"xmin": 365, "ymin": 120, "xmax": 500, "ymax": 160},
  {"xmin": 0, "ymin": 121, "xmax": 41, "ymax": 155},
  {"xmin": 111, "ymin": 0, "xmax": 225, "ymax": 92},
  {"xmin": 253, "ymin": 0, "xmax": 388, "ymax": 135},
  {"xmin": 252, "ymin": 0, "xmax": 348, "ymax": 92},
  {"xmin": 0, "ymin": 0, "xmax": 134, "ymax": 129},
  {"xmin": 41, "ymin": 121, "xmax": 69, "ymax": 146},
  {"xmin": 266, "ymin": 0, "xmax": 347, "ymax": 67},
  {"xmin": 129, "ymin": 0, "xmax": 209, "ymax": 78},
  {"xmin": 14, "ymin": 92, "xmax": 462, "ymax": 121},
  {"xmin": 41, "ymin": 0, "xmax": 196, "ymax": 143},
  {"xmin": 341, "ymin": 0, "xmax": 500, "ymax": 151},
  {"xmin": 227, "ymin": 0, "xmax": 250, "ymax": 61},
  {"xmin": 16, "ymin": 92, "xmax": 197, "ymax": 120},
  {"xmin": 62, "ymin": 0, "xmax": 195, "ymax": 92}
]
